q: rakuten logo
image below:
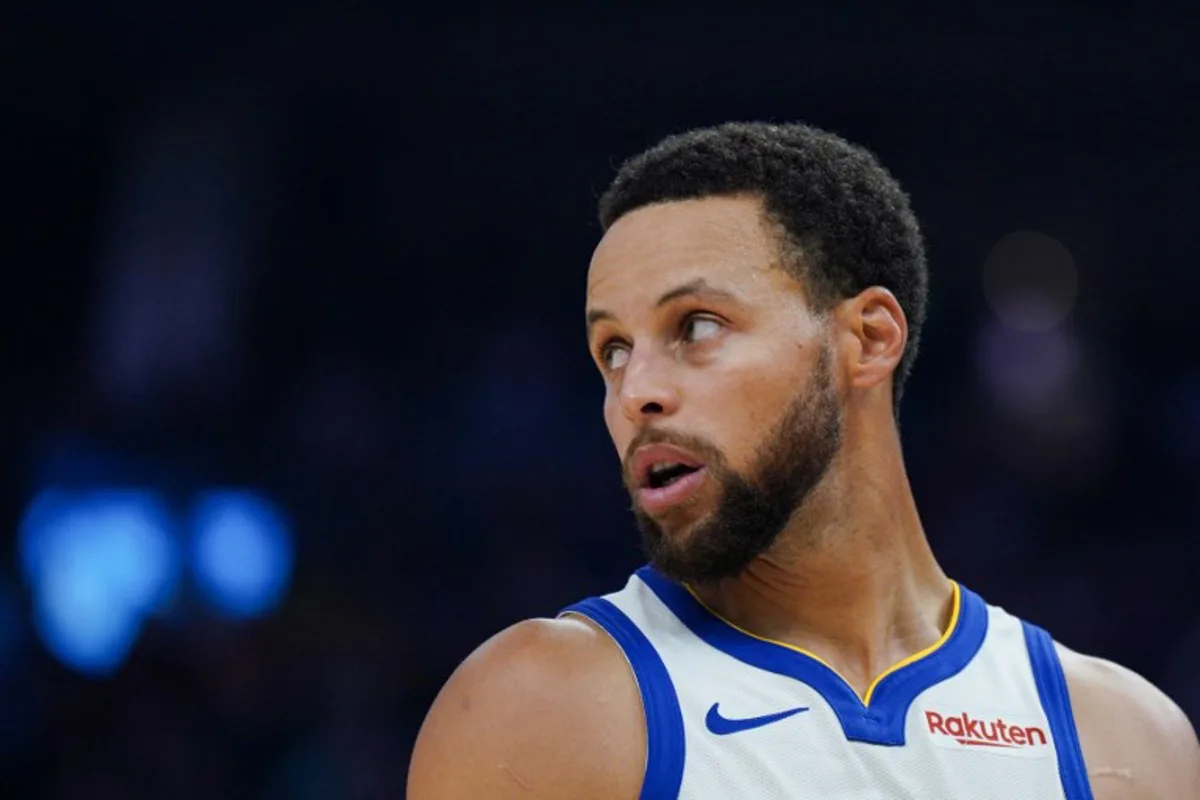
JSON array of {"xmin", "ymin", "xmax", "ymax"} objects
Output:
[{"xmin": 924, "ymin": 710, "xmax": 1050, "ymax": 757}]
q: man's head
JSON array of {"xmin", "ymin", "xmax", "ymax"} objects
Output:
[{"xmin": 585, "ymin": 122, "xmax": 927, "ymax": 583}]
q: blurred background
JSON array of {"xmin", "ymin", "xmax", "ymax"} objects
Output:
[{"xmin": 3, "ymin": 5, "xmax": 1199, "ymax": 797}]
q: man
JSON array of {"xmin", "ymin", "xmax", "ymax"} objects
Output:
[{"xmin": 407, "ymin": 122, "xmax": 1199, "ymax": 798}]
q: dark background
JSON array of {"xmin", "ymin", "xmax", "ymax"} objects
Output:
[{"xmin": 3, "ymin": 5, "xmax": 1199, "ymax": 798}]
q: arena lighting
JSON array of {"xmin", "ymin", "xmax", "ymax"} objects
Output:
[
  {"xmin": 17, "ymin": 490, "xmax": 181, "ymax": 677},
  {"xmin": 15, "ymin": 487, "xmax": 294, "ymax": 675},
  {"xmin": 189, "ymin": 490, "xmax": 294, "ymax": 620}
]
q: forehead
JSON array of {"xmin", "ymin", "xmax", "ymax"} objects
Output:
[{"xmin": 586, "ymin": 195, "xmax": 788, "ymax": 307}]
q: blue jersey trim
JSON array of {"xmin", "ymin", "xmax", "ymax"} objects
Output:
[
  {"xmin": 635, "ymin": 566, "xmax": 988, "ymax": 746},
  {"xmin": 1022, "ymin": 622, "xmax": 1094, "ymax": 800},
  {"xmin": 562, "ymin": 597, "xmax": 686, "ymax": 800}
]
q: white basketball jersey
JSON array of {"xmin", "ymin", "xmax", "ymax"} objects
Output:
[{"xmin": 562, "ymin": 567, "xmax": 1093, "ymax": 800}]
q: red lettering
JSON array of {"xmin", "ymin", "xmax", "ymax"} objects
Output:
[
  {"xmin": 963, "ymin": 714, "xmax": 983, "ymax": 740},
  {"xmin": 925, "ymin": 710, "xmax": 1049, "ymax": 749}
]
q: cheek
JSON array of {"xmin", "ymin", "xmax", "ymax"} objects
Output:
[
  {"xmin": 603, "ymin": 392, "xmax": 628, "ymax": 455},
  {"xmin": 698, "ymin": 368, "xmax": 800, "ymax": 466},
  {"xmin": 707, "ymin": 414, "xmax": 765, "ymax": 472}
]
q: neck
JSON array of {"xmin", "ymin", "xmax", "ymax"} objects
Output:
[{"xmin": 689, "ymin": 418, "xmax": 952, "ymax": 700}]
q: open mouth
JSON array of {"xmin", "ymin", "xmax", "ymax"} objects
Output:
[{"xmin": 646, "ymin": 462, "xmax": 702, "ymax": 489}]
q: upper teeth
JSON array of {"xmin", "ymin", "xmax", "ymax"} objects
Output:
[{"xmin": 650, "ymin": 462, "xmax": 685, "ymax": 475}]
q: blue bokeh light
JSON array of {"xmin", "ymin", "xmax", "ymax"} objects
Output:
[
  {"xmin": 190, "ymin": 490, "xmax": 294, "ymax": 619},
  {"xmin": 32, "ymin": 550, "xmax": 143, "ymax": 677},
  {"xmin": 17, "ymin": 490, "xmax": 182, "ymax": 677}
]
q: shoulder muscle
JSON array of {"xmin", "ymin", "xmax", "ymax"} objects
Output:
[
  {"xmin": 1058, "ymin": 644, "xmax": 1200, "ymax": 799},
  {"xmin": 407, "ymin": 616, "xmax": 645, "ymax": 800}
]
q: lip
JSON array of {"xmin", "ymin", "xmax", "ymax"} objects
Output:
[
  {"xmin": 629, "ymin": 444, "xmax": 705, "ymax": 489},
  {"xmin": 635, "ymin": 467, "xmax": 708, "ymax": 515},
  {"xmin": 627, "ymin": 443, "xmax": 708, "ymax": 515}
]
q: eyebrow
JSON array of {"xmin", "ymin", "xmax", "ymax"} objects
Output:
[{"xmin": 585, "ymin": 278, "xmax": 739, "ymax": 333}]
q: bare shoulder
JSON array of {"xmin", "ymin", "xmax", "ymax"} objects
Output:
[
  {"xmin": 406, "ymin": 615, "xmax": 645, "ymax": 800},
  {"xmin": 1056, "ymin": 643, "xmax": 1200, "ymax": 799}
]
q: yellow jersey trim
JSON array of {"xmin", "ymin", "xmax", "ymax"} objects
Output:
[{"xmin": 682, "ymin": 580, "xmax": 962, "ymax": 706}]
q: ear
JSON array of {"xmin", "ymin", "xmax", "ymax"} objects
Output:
[{"xmin": 835, "ymin": 286, "xmax": 907, "ymax": 392}]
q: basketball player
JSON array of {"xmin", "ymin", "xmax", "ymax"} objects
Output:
[{"xmin": 407, "ymin": 123, "xmax": 1199, "ymax": 798}]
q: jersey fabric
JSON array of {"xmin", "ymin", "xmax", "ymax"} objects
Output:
[{"xmin": 561, "ymin": 566, "xmax": 1093, "ymax": 800}]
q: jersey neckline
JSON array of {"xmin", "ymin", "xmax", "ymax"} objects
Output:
[{"xmin": 635, "ymin": 565, "xmax": 989, "ymax": 746}]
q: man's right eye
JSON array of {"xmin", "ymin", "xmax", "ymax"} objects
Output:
[{"xmin": 600, "ymin": 342, "xmax": 630, "ymax": 370}]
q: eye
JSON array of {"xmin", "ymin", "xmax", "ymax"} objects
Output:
[
  {"xmin": 682, "ymin": 314, "xmax": 723, "ymax": 344},
  {"xmin": 599, "ymin": 341, "xmax": 630, "ymax": 370}
]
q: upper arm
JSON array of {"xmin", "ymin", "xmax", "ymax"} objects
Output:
[
  {"xmin": 1060, "ymin": 645, "xmax": 1200, "ymax": 799},
  {"xmin": 406, "ymin": 616, "xmax": 646, "ymax": 800}
]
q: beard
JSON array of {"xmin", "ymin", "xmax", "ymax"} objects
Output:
[{"xmin": 626, "ymin": 345, "xmax": 843, "ymax": 585}]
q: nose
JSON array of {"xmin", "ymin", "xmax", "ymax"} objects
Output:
[{"xmin": 617, "ymin": 348, "xmax": 680, "ymax": 422}]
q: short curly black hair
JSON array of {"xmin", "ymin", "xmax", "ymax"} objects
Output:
[{"xmin": 598, "ymin": 121, "xmax": 928, "ymax": 418}]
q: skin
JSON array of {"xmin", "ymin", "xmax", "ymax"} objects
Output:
[{"xmin": 408, "ymin": 196, "xmax": 1200, "ymax": 798}]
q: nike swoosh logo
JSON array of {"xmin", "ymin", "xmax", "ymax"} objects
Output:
[{"xmin": 705, "ymin": 702, "xmax": 810, "ymax": 735}]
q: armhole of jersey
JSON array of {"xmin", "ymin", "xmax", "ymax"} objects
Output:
[
  {"xmin": 1022, "ymin": 622, "xmax": 1094, "ymax": 800},
  {"xmin": 562, "ymin": 598, "xmax": 686, "ymax": 800}
]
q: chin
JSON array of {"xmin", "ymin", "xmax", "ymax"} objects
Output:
[
  {"xmin": 640, "ymin": 530, "xmax": 735, "ymax": 585},
  {"xmin": 648, "ymin": 549, "xmax": 744, "ymax": 585},
  {"xmin": 634, "ymin": 504, "xmax": 707, "ymax": 546}
]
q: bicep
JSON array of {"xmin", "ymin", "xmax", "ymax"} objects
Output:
[
  {"xmin": 1156, "ymin": 704, "xmax": 1200, "ymax": 798},
  {"xmin": 406, "ymin": 619, "xmax": 646, "ymax": 800},
  {"xmin": 1062, "ymin": 646, "xmax": 1200, "ymax": 799},
  {"xmin": 406, "ymin": 677, "xmax": 543, "ymax": 798},
  {"xmin": 1113, "ymin": 709, "xmax": 1200, "ymax": 800},
  {"xmin": 1082, "ymin": 716, "xmax": 1199, "ymax": 800}
]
